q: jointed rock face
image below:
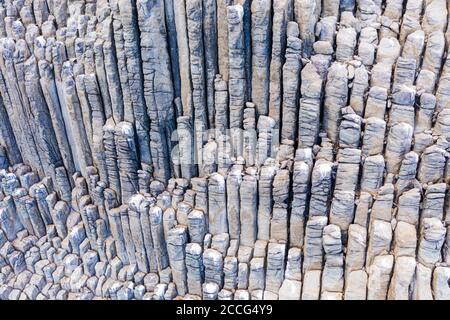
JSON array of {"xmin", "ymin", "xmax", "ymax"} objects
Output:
[{"xmin": 0, "ymin": 0, "xmax": 449, "ymax": 301}]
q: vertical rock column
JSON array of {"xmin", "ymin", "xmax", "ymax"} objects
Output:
[
  {"xmin": 208, "ymin": 173, "xmax": 228, "ymax": 236},
  {"xmin": 256, "ymin": 116, "xmax": 276, "ymax": 166},
  {"xmin": 271, "ymin": 169, "xmax": 290, "ymax": 243},
  {"xmin": 0, "ymin": 97, "xmax": 9, "ymax": 169},
  {"xmin": 1, "ymin": 38, "xmax": 42, "ymax": 175},
  {"xmin": 329, "ymin": 148, "xmax": 361, "ymax": 239},
  {"xmin": 103, "ymin": 119, "xmax": 121, "ymax": 201},
  {"xmin": 174, "ymin": 0, "xmax": 193, "ymax": 116},
  {"xmin": 128, "ymin": 194, "xmax": 149, "ymax": 273},
  {"xmin": 251, "ymin": 0, "xmax": 272, "ymax": 117},
  {"xmin": 344, "ymin": 224, "xmax": 368, "ymax": 300},
  {"xmin": 281, "ymin": 21, "xmax": 302, "ymax": 142},
  {"xmin": 138, "ymin": 198, "xmax": 157, "ymax": 272},
  {"xmin": 217, "ymin": 0, "xmax": 234, "ymax": 81},
  {"xmin": 202, "ymin": 0, "xmax": 218, "ymax": 129},
  {"xmin": 297, "ymin": 62, "xmax": 323, "ymax": 148},
  {"xmin": 138, "ymin": 0, "xmax": 175, "ymax": 183},
  {"xmin": 82, "ymin": 74, "xmax": 108, "ymax": 182},
  {"xmin": 269, "ymin": 0, "xmax": 291, "ymax": 131},
  {"xmin": 166, "ymin": 225, "xmax": 188, "ymax": 296},
  {"xmin": 226, "ymin": 164, "xmax": 243, "ymax": 241},
  {"xmin": 279, "ymin": 248, "xmax": 302, "ymax": 299},
  {"xmin": 290, "ymin": 149, "xmax": 313, "ymax": 248},
  {"xmin": 60, "ymin": 61, "xmax": 93, "ymax": 176},
  {"xmin": 240, "ymin": 168, "xmax": 258, "ymax": 248},
  {"xmin": 214, "ymin": 75, "xmax": 229, "ymax": 135},
  {"xmin": 294, "ymin": 0, "xmax": 320, "ymax": 57},
  {"xmin": 387, "ymin": 188, "xmax": 419, "ymax": 299},
  {"xmin": 399, "ymin": 0, "xmax": 424, "ymax": 43},
  {"xmin": 24, "ymin": 55, "xmax": 63, "ymax": 182},
  {"xmin": 301, "ymin": 216, "xmax": 327, "ymax": 300},
  {"xmin": 228, "ymin": 4, "xmax": 246, "ymax": 157},
  {"xmin": 186, "ymin": 0, "xmax": 208, "ymax": 174},
  {"xmin": 117, "ymin": 0, "xmax": 152, "ymax": 171},
  {"xmin": 164, "ymin": 0, "xmax": 181, "ymax": 101},
  {"xmin": 38, "ymin": 59, "xmax": 75, "ymax": 177},
  {"xmin": 321, "ymin": 225, "xmax": 344, "ymax": 299},
  {"xmin": 114, "ymin": 122, "xmax": 139, "ymax": 204},
  {"xmin": 149, "ymin": 205, "xmax": 170, "ymax": 271},
  {"xmin": 177, "ymin": 116, "xmax": 197, "ymax": 180},
  {"xmin": 0, "ymin": 54, "xmax": 22, "ymax": 165},
  {"xmin": 257, "ymin": 159, "xmax": 278, "ymax": 241},
  {"xmin": 100, "ymin": 15, "xmax": 125, "ymax": 124},
  {"xmin": 185, "ymin": 242, "xmax": 204, "ymax": 297},
  {"xmin": 323, "ymin": 62, "xmax": 349, "ymax": 144},
  {"xmin": 264, "ymin": 242, "xmax": 286, "ymax": 299}
]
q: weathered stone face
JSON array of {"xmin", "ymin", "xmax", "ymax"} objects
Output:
[{"xmin": 0, "ymin": 0, "xmax": 449, "ymax": 301}]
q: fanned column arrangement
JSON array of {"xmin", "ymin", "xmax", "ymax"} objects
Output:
[{"xmin": 0, "ymin": 0, "xmax": 449, "ymax": 301}]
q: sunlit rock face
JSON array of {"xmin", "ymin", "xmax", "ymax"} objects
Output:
[{"xmin": 0, "ymin": 0, "xmax": 449, "ymax": 301}]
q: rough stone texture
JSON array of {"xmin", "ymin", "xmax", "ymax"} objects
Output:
[{"xmin": 0, "ymin": 0, "xmax": 448, "ymax": 301}]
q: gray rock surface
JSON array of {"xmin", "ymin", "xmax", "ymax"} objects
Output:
[{"xmin": 0, "ymin": 0, "xmax": 448, "ymax": 301}]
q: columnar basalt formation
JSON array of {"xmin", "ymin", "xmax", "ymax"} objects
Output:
[{"xmin": 0, "ymin": 0, "xmax": 449, "ymax": 301}]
